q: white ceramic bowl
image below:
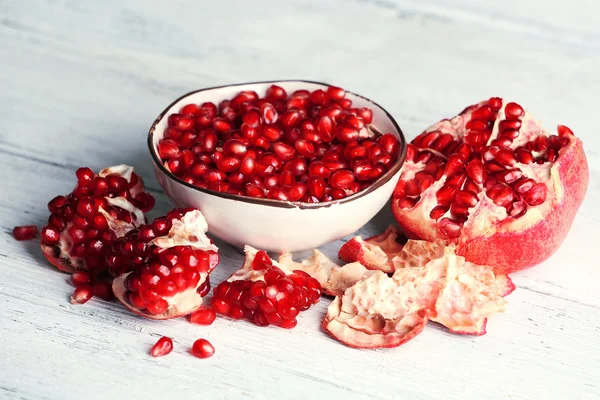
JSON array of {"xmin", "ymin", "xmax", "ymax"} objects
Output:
[{"xmin": 148, "ymin": 80, "xmax": 406, "ymax": 252}]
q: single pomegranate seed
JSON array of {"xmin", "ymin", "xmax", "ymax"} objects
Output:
[
  {"xmin": 487, "ymin": 183, "xmax": 515, "ymax": 208},
  {"xmin": 150, "ymin": 336, "xmax": 173, "ymax": 357},
  {"xmin": 438, "ymin": 218, "xmax": 462, "ymax": 238},
  {"xmin": 190, "ymin": 306, "xmax": 217, "ymax": 325},
  {"xmin": 327, "ymin": 86, "xmax": 345, "ymax": 100},
  {"xmin": 504, "ymin": 102, "xmax": 524, "ymax": 118},
  {"xmin": 330, "ymin": 170, "xmax": 354, "ymax": 189},
  {"xmin": 191, "ymin": 339, "xmax": 215, "ymax": 359},
  {"xmin": 92, "ymin": 281, "xmax": 114, "ymax": 301},
  {"xmin": 524, "ymin": 183, "xmax": 547, "ymax": 206},
  {"xmin": 71, "ymin": 271, "xmax": 93, "ymax": 286},
  {"xmin": 71, "ymin": 285, "xmax": 93, "ymax": 304},
  {"xmin": 12, "ymin": 225, "xmax": 38, "ymax": 241},
  {"xmin": 158, "ymin": 139, "xmax": 181, "ymax": 159}
]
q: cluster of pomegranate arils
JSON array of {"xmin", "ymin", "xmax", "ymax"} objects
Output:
[
  {"xmin": 150, "ymin": 336, "xmax": 215, "ymax": 359},
  {"xmin": 157, "ymin": 85, "xmax": 401, "ymax": 202},
  {"xmin": 39, "ymin": 165, "xmax": 155, "ymax": 275},
  {"xmin": 395, "ymin": 98, "xmax": 570, "ymax": 238},
  {"xmin": 212, "ymin": 250, "xmax": 322, "ymax": 329}
]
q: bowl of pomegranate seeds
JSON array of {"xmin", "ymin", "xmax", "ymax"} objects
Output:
[{"xmin": 148, "ymin": 80, "xmax": 406, "ymax": 252}]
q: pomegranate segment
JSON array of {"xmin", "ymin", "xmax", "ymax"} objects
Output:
[
  {"xmin": 392, "ymin": 98, "xmax": 589, "ymax": 274},
  {"xmin": 157, "ymin": 85, "xmax": 401, "ymax": 203},
  {"xmin": 40, "ymin": 165, "xmax": 154, "ymax": 274},
  {"xmin": 12, "ymin": 225, "xmax": 38, "ymax": 241},
  {"xmin": 338, "ymin": 225, "xmax": 406, "ymax": 273},
  {"xmin": 212, "ymin": 246, "xmax": 322, "ymax": 328},
  {"xmin": 111, "ymin": 209, "xmax": 220, "ymax": 320}
]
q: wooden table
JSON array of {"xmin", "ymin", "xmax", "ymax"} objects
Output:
[{"xmin": 1, "ymin": 1, "xmax": 598, "ymax": 399}]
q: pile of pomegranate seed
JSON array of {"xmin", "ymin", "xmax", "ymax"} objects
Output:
[
  {"xmin": 157, "ymin": 85, "xmax": 401, "ymax": 202},
  {"xmin": 109, "ymin": 209, "xmax": 220, "ymax": 319},
  {"xmin": 212, "ymin": 250, "xmax": 321, "ymax": 328},
  {"xmin": 394, "ymin": 98, "xmax": 572, "ymax": 238},
  {"xmin": 12, "ymin": 225, "xmax": 38, "ymax": 241},
  {"xmin": 40, "ymin": 165, "xmax": 154, "ymax": 273}
]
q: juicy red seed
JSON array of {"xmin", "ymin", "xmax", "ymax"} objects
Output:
[
  {"xmin": 191, "ymin": 339, "xmax": 215, "ymax": 359},
  {"xmin": 146, "ymin": 299, "xmax": 169, "ymax": 315},
  {"xmin": 12, "ymin": 225, "xmax": 38, "ymax": 241},
  {"xmin": 48, "ymin": 195, "xmax": 69, "ymax": 213},
  {"xmin": 158, "ymin": 139, "xmax": 181, "ymax": 159},
  {"xmin": 76, "ymin": 167, "xmax": 95, "ymax": 185},
  {"xmin": 150, "ymin": 336, "xmax": 173, "ymax": 357},
  {"xmin": 494, "ymin": 149, "xmax": 517, "ymax": 166},
  {"xmin": 76, "ymin": 197, "xmax": 98, "ymax": 218},
  {"xmin": 249, "ymin": 281, "xmax": 266, "ymax": 300},
  {"xmin": 252, "ymin": 250, "xmax": 272, "ymax": 270},
  {"xmin": 327, "ymin": 86, "xmax": 345, "ymax": 100},
  {"xmin": 223, "ymin": 139, "xmax": 247, "ymax": 157},
  {"xmin": 504, "ymin": 102, "xmax": 524, "ymax": 118},
  {"xmin": 524, "ymin": 183, "xmax": 547, "ymax": 206},
  {"xmin": 430, "ymin": 206, "xmax": 448, "ymax": 220},
  {"xmin": 487, "ymin": 183, "xmax": 515, "ymax": 208},
  {"xmin": 71, "ymin": 271, "xmax": 93, "ymax": 286},
  {"xmin": 92, "ymin": 281, "xmax": 114, "ymax": 301},
  {"xmin": 213, "ymin": 298, "xmax": 230, "ymax": 315},
  {"xmin": 438, "ymin": 218, "xmax": 462, "ymax": 238},
  {"xmin": 279, "ymin": 319, "xmax": 298, "ymax": 329},
  {"xmin": 190, "ymin": 307, "xmax": 217, "ymax": 325},
  {"xmin": 330, "ymin": 170, "xmax": 354, "ymax": 189},
  {"xmin": 71, "ymin": 286, "xmax": 93, "ymax": 304}
]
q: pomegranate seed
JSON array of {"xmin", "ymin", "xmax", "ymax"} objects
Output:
[
  {"xmin": 327, "ymin": 86, "xmax": 345, "ymax": 100},
  {"xmin": 71, "ymin": 271, "xmax": 93, "ymax": 287},
  {"xmin": 191, "ymin": 339, "xmax": 215, "ymax": 359},
  {"xmin": 12, "ymin": 225, "xmax": 38, "ymax": 240},
  {"xmin": 158, "ymin": 139, "xmax": 181, "ymax": 159},
  {"xmin": 504, "ymin": 102, "xmax": 524, "ymax": 118},
  {"xmin": 494, "ymin": 149, "xmax": 517, "ymax": 166},
  {"xmin": 92, "ymin": 281, "xmax": 114, "ymax": 301},
  {"xmin": 557, "ymin": 124, "xmax": 574, "ymax": 137},
  {"xmin": 150, "ymin": 336, "xmax": 173, "ymax": 357},
  {"xmin": 71, "ymin": 285, "xmax": 93, "ymax": 304},
  {"xmin": 487, "ymin": 183, "xmax": 515, "ymax": 208},
  {"xmin": 190, "ymin": 306, "xmax": 217, "ymax": 325},
  {"xmin": 438, "ymin": 218, "xmax": 462, "ymax": 238},
  {"xmin": 524, "ymin": 183, "xmax": 547, "ymax": 206},
  {"xmin": 330, "ymin": 170, "xmax": 354, "ymax": 189}
]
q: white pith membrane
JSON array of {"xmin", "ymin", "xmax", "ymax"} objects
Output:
[
  {"xmin": 113, "ymin": 210, "xmax": 219, "ymax": 319},
  {"xmin": 322, "ymin": 239, "xmax": 514, "ymax": 348},
  {"xmin": 53, "ymin": 165, "xmax": 146, "ymax": 270},
  {"xmin": 393, "ymin": 99, "xmax": 573, "ymax": 244},
  {"xmin": 338, "ymin": 226, "xmax": 405, "ymax": 273}
]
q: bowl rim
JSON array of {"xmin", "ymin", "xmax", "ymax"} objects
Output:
[{"xmin": 148, "ymin": 79, "xmax": 407, "ymax": 210}]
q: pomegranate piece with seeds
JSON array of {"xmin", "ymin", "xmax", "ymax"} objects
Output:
[
  {"xmin": 212, "ymin": 246, "xmax": 321, "ymax": 328},
  {"xmin": 392, "ymin": 98, "xmax": 588, "ymax": 274},
  {"xmin": 157, "ymin": 85, "xmax": 401, "ymax": 203},
  {"xmin": 338, "ymin": 225, "xmax": 406, "ymax": 273},
  {"xmin": 111, "ymin": 209, "xmax": 220, "ymax": 320},
  {"xmin": 13, "ymin": 225, "xmax": 38, "ymax": 241},
  {"xmin": 40, "ymin": 165, "xmax": 154, "ymax": 274},
  {"xmin": 150, "ymin": 336, "xmax": 173, "ymax": 357}
]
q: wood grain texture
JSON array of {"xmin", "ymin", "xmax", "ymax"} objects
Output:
[{"xmin": 0, "ymin": 0, "xmax": 598, "ymax": 399}]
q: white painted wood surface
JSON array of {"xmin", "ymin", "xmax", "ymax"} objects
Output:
[{"xmin": 1, "ymin": 1, "xmax": 598, "ymax": 399}]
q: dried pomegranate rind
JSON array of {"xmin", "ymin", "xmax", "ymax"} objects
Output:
[
  {"xmin": 338, "ymin": 226, "xmax": 405, "ymax": 273},
  {"xmin": 323, "ymin": 271, "xmax": 428, "ymax": 348}
]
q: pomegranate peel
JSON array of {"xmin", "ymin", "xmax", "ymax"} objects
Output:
[
  {"xmin": 112, "ymin": 209, "xmax": 219, "ymax": 320},
  {"xmin": 392, "ymin": 98, "xmax": 589, "ymax": 274},
  {"xmin": 338, "ymin": 225, "xmax": 405, "ymax": 273},
  {"xmin": 322, "ymin": 271, "xmax": 429, "ymax": 348}
]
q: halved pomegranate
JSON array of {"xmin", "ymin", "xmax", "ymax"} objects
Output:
[
  {"xmin": 40, "ymin": 165, "xmax": 154, "ymax": 274},
  {"xmin": 211, "ymin": 246, "xmax": 321, "ymax": 328},
  {"xmin": 392, "ymin": 98, "xmax": 589, "ymax": 274},
  {"xmin": 338, "ymin": 225, "xmax": 406, "ymax": 273},
  {"xmin": 111, "ymin": 209, "xmax": 220, "ymax": 320}
]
